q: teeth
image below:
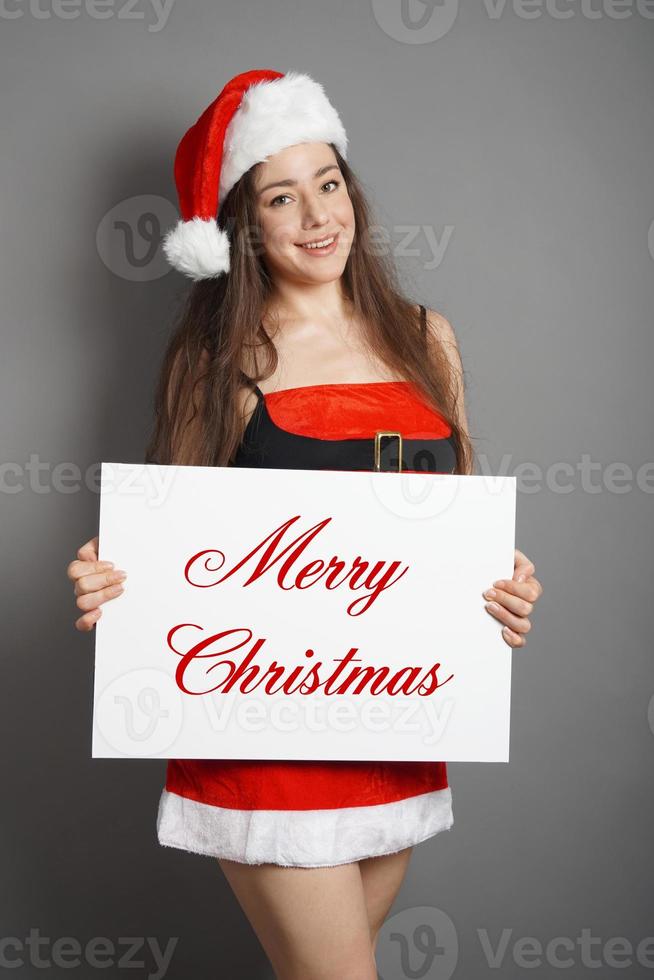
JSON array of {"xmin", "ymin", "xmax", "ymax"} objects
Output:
[{"xmin": 300, "ymin": 236, "xmax": 335, "ymax": 249}]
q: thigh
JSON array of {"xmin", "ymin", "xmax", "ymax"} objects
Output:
[
  {"xmin": 217, "ymin": 858, "xmax": 377, "ymax": 980},
  {"xmin": 358, "ymin": 846, "xmax": 414, "ymax": 937}
]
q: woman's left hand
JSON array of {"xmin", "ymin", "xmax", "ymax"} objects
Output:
[{"xmin": 483, "ymin": 548, "xmax": 543, "ymax": 649}]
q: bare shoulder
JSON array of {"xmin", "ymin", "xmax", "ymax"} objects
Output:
[
  {"xmin": 418, "ymin": 305, "xmax": 460, "ymax": 356},
  {"xmin": 416, "ymin": 304, "xmax": 469, "ymax": 434}
]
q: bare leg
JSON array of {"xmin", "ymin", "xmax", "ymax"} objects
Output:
[
  {"xmin": 358, "ymin": 847, "xmax": 414, "ymax": 955},
  {"xmin": 217, "ymin": 857, "xmax": 377, "ymax": 980}
]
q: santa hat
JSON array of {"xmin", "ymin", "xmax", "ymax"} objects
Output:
[{"xmin": 162, "ymin": 69, "xmax": 348, "ymax": 281}]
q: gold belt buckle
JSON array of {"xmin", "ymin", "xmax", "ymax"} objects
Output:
[{"xmin": 374, "ymin": 431, "xmax": 403, "ymax": 472}]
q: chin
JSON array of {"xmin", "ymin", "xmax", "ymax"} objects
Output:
[{"xmin": 300, "ymin": 264, "xmax": 347, "ymax": 285}]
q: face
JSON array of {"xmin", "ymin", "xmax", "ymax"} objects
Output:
[{"xmin": 253, "ymin": 142, "xmax": 355, "ymax": 285}]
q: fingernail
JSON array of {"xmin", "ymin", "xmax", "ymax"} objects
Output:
[
  {"xmin": 115, "ymin": 570, "xmax": 127, "ymax": 580},
  {"xmin": 484, "ymin": 589, "xmax": 496, "ymax": 599},
  {"xmin": 100, "ymin": 561, "xmax": 114, "ymax": 569},
  {"xmin": 486, "ymin": 601, "xmax": 499, "ymax": 611},
  {"xmin": 493, "ymin": 580, "xmax": 504, "ymax": 588},
  {"xmin": 503, "ymin": 626, "xmax": 512, "ymax": 636},
  {"xmin": 517, "ymin": 574, "xmax": 526, "ymax": 583}
]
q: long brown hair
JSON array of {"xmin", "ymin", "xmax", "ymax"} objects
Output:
[{"xmin": 145, "ymin": 144, "xmax": 474, "ymax": 474}]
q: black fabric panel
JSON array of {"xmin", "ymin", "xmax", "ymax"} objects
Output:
[{"xmin": 232, "ymin": 304, "xmax": 456, "ymax": 474}]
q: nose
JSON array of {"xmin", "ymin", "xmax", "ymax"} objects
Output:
[{"xmin": 301, "ymin": 197, "xmax": 329, "ymax": 229}]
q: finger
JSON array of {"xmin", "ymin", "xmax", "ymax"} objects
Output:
[
  {"xmin": 77, "ymin": 536, "xmax": 100, "ymax": 562},
  {"xmin": 74, "ymin": 568, "xmax": 127, "ymax": 597},
  {"xmin": 484, "ymin": 600, "xmax": 532, "ymax": 635},
  {"xmin": 513, "ymin": 549, "xmax": 535, "ymax": 583},
  {"xmin": 483, "ymin": 584, "xmax": 533, "ymax": 617},
  {"xmin": 75, "ymin": 608, "xmax": 102, "ymax": 632},
  {"xmin": 67, "ymin": 557, "xmax": 115, "ymax": 583},
  {"xmin": 75, "ymin": 582, "xmax": 125, "ymax": 613},
  {"xmin": 492, "ymin": 576, "xmax": 542, "ymax": 604},
  {"xmin": 489, "ymin": 577, "xmax": 540, "ymax": 604},
  {"xmin": 501, "ymin": 625, "xmax": 526, "ymax": 648}
]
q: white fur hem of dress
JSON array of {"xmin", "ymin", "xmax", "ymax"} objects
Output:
[{"xmin": 156, "ymin": 786, "xmax": 453, "ymax": 868}]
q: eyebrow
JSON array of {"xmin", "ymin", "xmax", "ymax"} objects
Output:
[{"xmin": 257, "ymin": 164, "xmax": 341, "ymax": 197}]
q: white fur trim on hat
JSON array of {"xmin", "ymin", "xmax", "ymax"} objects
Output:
[
  {"xmin": 219, "ymin": 71, "xmax": 348, "ymax": 202},
  {"xmin": 162, "ymin": 217, "xmax": 231, "ymax": 281}
]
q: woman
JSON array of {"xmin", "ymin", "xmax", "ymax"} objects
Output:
[{"xmin": 67, "ymin": 69, "xmax": 542, "ymax": 980}]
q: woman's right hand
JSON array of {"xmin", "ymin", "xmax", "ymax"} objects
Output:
[{"xmin": 67, "ymin": 535, "xmax": 127, "ymax": 632}]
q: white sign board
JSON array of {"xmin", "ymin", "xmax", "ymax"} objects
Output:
[{"xmin": 92, "ymin": 463, "xmax": 516, "ymax": 762}]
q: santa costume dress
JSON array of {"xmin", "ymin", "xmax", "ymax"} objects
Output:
[
  {"xmin": 156, "ymin": 309, "xmax": 456, "ymax": 867},
  {"xmin": 156, "ymin": 70, "xmax": 456, "ymax": 865}
]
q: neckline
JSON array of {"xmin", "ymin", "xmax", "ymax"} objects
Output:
[{"xmin": 257, "ymin": 380, "xmax": 413, "ymax": 397}]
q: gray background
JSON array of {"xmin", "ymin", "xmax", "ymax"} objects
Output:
[{"xmin": 2, "ymin": 1, "xmax": 653, "ymax": 978}]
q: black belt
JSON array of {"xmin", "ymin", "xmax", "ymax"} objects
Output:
[{"xmin": 233, "ymin": 428, "xmax": 456, "ymax": 474}]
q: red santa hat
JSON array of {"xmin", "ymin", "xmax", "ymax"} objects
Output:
[{"xmin": 162, "ymin": 69, "xmax": 348, "ymax": 281}]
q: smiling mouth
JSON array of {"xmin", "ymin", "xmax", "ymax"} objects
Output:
[{"xmin": 295, "ymin": 232, "xmax": 340, "ymax": 251}]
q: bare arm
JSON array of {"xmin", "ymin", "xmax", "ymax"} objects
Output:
[{"xmin": 423, "ymin": 307, "xmax": 470, "ymax": 439}]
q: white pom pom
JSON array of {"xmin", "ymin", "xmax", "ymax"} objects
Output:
[{"xmin": 162, "ymin": 216, "xmax": 231, "ymax": 280}]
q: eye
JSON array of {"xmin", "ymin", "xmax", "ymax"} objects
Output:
[{"xmin": 270, "ymin": 179, "xmax": 341, "ymax": 208}]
